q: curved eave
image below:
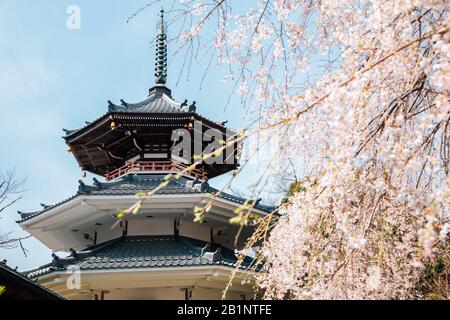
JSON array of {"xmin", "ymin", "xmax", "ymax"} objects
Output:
[
  {"xmin": 28, "ymin": 264, "xmax": 254, "ymax": 281},
  {"xmin": 64, "ymin": 111, "xmax": 232, "ymax": 142},
  {"xmin": 24, "ymin": 235, "xmax": 262, "ymax": 281},
  {"xmin": 28, "ymin": 265, "xmax": 258, "ymax": 298},
  {"xmin": 17, "ymin": 192, "xmax": 274, "ymax": 225}
]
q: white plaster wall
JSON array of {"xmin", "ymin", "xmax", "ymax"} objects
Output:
[
  {"xmin": 106, "ymin": 287, "xmax": 185, "ymax": 300},
  {"xmin": 95, "ymin": 223, "xmax": 123, "ymax": 244},
  {"xmin": 191, "ymin": 287, "xmax": 247, "ymax": 300},
  {"xmin": 127, "ymin": 218, "xmax": 174, "ymax": 236},
  {"xmin": 179, "ymin": 219, "xmax": 211, "ymax": 242}
]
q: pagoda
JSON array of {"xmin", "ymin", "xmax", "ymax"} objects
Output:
[{"xmin": 17, "ymin": 10, "xmax": 273, "ymax": 300}]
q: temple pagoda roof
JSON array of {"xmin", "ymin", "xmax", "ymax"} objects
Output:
[
  {"xmin": 62, "ymin": 88, "xmax": 235, "ymax": 179},
  {"xmin": 107, "ymin": 86, "xmax": 186, "ymax": 113},
  {"xmin": 63, "ymin": 85, "xmax": 199, "ymax": 141},
  {"xmin": 63, "ymin": 97, "xmax": 225, "ymax": 141},
  {"xmin": 61, "ymin": 10, "xmax": 239, "ymax": 180},
  {"xmin": 24, "ymin": 235, "xmax": 258, "ymax": 279},
  {"xmin": 17, "ymin": 174, "xmax": 275, "ymax": 223}
]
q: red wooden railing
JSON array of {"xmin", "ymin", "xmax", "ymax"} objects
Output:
[{"xmin": 104, "ymin": 160, "xmax": 207, "ymax": 181}]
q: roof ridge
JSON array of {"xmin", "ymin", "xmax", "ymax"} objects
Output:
[{"xmin": 22, "ymin": 262, "xmax": 55, "ymax": 277}]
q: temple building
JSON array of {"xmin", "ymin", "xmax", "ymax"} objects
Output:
[{"xmin": 17, "ymin": 10, "xmax": 273, "ymax": 300}]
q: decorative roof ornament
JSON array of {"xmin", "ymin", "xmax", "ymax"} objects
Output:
[
  {"xmin": 154, "ymin": 9, "xmax": 168, "ymax": 85},
  {"xmin": 188, "ymin": 101, "xmax": 197, "ymax": 113}
]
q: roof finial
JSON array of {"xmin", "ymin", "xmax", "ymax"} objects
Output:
[{"xmin": 155, "ymin": 9, "xmax": 167, "ymax": 85}]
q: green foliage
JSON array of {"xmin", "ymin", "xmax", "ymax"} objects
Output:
[
  {"xmin": 281, "ymin": 180, "xmax": 305, "ymax": 204},
  {"xmin": 229, "ymin": 215, "xmax": 247, "ymax": 225},
  {"xmin": 0, "ymin": 285, "xmax": 5, "ymax": 296},
  {"xmin": 194, "ymin": 206, "xmax": 206, "ymax": 223},
  {"xmin": 424, "ymin": 255, "xmax": 446, "ymax": 278},
  {"xmin": 417, "ymin": 247, "xmax": 450, "ymax": 300}
]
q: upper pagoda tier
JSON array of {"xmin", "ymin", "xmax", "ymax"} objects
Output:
[{"xmin": 64, "ymin": 10, "xmax": 239, "ymax": 181}]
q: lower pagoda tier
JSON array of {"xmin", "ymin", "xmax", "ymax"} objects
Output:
[
  {"xmin": 24, "ymin": 235, "xmax": 260, "ymax": 300},
  {"xmin": 17, "ymin": 173, "xmax": 274, "ymax": 267}
]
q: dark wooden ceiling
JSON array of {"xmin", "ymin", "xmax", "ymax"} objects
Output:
[{"xmin": 65, "ymin": 112, "xmax": 239, "ymax": 178}]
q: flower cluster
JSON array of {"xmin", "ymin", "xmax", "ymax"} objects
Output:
[{"xmin": 173, "ymin": 0, "xmax": 449, "ymax": 299}]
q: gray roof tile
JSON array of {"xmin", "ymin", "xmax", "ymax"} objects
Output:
[
  {"xmin": 108, "ymin": 86, "xmax": 186, "ymax": 114},
  {"xmin": 17, "ymin": 174, "xmax": 274, "ymax": 223},
  {"xmin": 25, "ymin": 235, "xmax": 258, "ymax": 278}
]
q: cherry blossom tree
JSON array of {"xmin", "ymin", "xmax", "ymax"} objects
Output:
[{"xmin": 131, "ymin": 0, "xmax": 449, "ymax": 299}]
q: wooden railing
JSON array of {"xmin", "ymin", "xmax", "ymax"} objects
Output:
[{"xmin": 104, "ymin": 160, "xmax": 207, "ymax": 181}]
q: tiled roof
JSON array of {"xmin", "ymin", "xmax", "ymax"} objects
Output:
[
  {"xmin": 24, "ymin": 235, "xmax": 258, "ymax": 279},
  {"xmin": 17, "ymin": 195, "xmax": 79, "ymax": 222},
  {"xmin": 63, "ymin": 86, "xmax": 187, "ymax": 140},
  {"xmin": 108, "ymin": 86, "xmax": 186, "ymax": 114},
  {"xmin": 17, "ymin": 174, "xmax": 275, "ymax": 223},
  {"xmin": 79, "ymin": 174, "xmax": 200, "ymax": 196},
  {"xmin": 0, "ymin": 260, "xmax": 63, "ymax": 300},
  {"xmin": 63, "ymin": 85, "xmax": 232, "ymax": 141}
]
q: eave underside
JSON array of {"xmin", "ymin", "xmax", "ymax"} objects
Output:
[{"xmin": 66, "ymin": 112, "xmax": 238, "ymax": 178}]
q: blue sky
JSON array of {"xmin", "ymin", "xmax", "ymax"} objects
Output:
[{"xmin": 0, "ymin": 0, "xmax": 264, "ymax": 270}]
